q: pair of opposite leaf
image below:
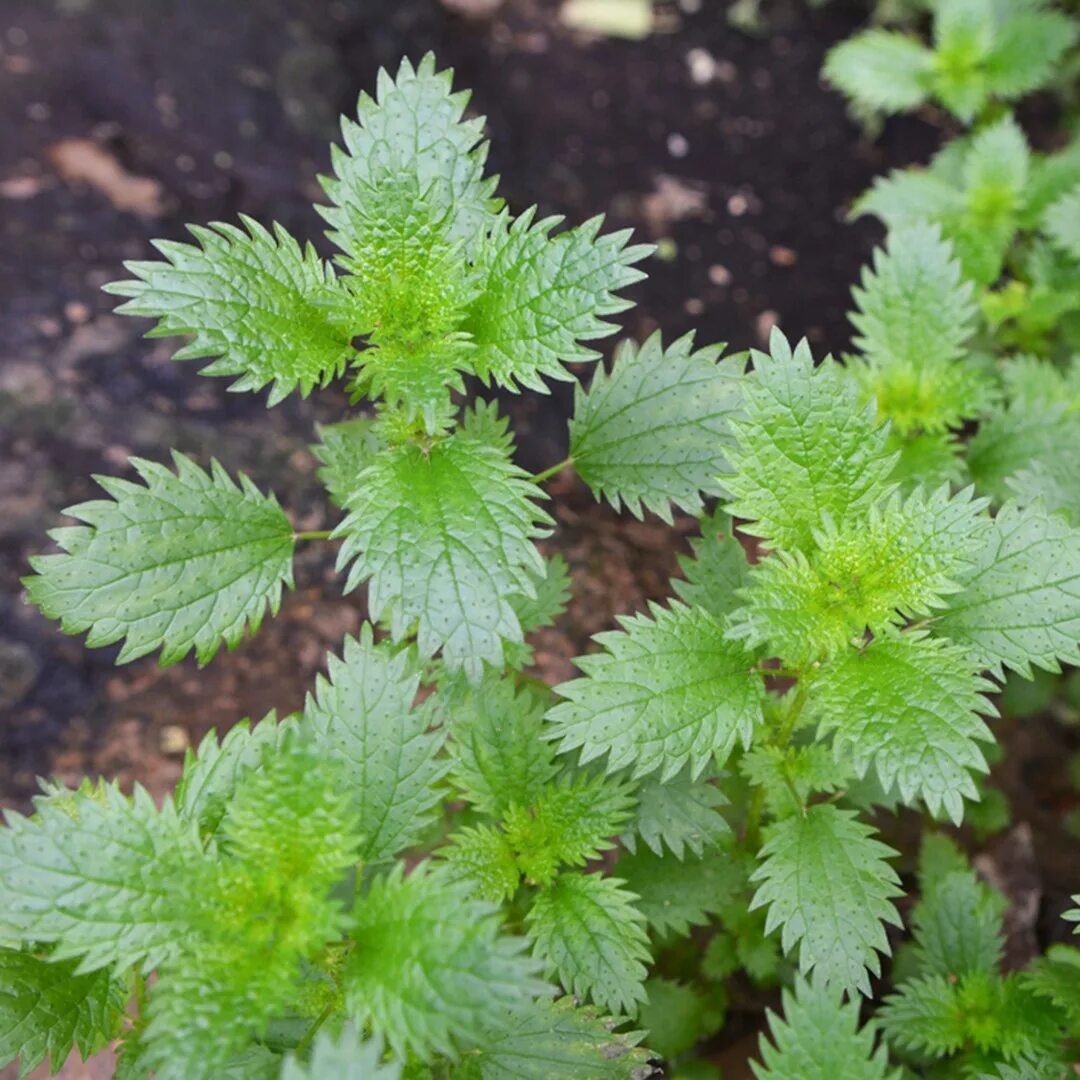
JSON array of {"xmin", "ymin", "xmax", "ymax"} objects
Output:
[{"xmin": 825, "ymin": 0, "xmax": 1078, "ymax": 124}]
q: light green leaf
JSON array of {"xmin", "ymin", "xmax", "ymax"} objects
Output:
[
  {"xmin": 723, "ymin": 329, "xmax": 896, "ymax": 554},
  {"xmin": 0, "ymin": 950, "xmax": 126, "ymax": 1080},
  {"xmin": 513, "ymin": 554, "xmax": 572, "ymax": 635},
  {"xmin": 1065, "ymin": 895, "xmax": 1080, "ymax": 933},
  {"xmin": 739, "ymin": 743, "xmax": 854, "ymax": 820},
  {"xmin": 672, "ymin": 509, "xmax": 750, "ymax": 621},
  {"xmin": 850, "ymin": 222, "xmax": 984, "ymax": 435},
  {"xmin": 984, "ymin": 2, "xmax": 1079, "ymax": 99},
  {"xmin": 750, "ymin": 804, "xmax": 902, "ymax": 996},
  {"xmin": 440, "ymin": 825, "xmax": 521, "ymax": 903},
  {"xmin": 281, "ymin": 1027, "xmax": 401, "ymax": 1080},
  {"xmin": 0, "ymin": 784, "xmax": 204, "ymax": 974},
  {"xmin": 1044, "ymin": 182, "xmax": 1080, "ymax": 262},
  {"xmin": 569, "ymin": 331, "xmax": 742, "ymax": 522},
  {"xmin": 621, "ymin": 765, "xmax": 730, "ymax": 860},
  {"xmin": 25, "ymin": 453, "xmax": 295, "ymax": 666},
  {"xmin": 823, "ymin": 30, "xmax": 932, "ymax": 116},
  {"xmin": 808, "ymin": 633, "xmax": 996, "ymax": 824},
  {"xmin": 464, "ymin": 209, "xmax": 650, "ymax": 393},
  {"xmin": 547, "ymin": 600, "xmax": 764, "ymax": 779},
  {"xmin": 934, "ymin": 501, "xmax": 1080, "ymax": 677},
  {"xmin": 104, "ymin": 217, "xmax": 356, "ymax": 405},
  {"xmin": 526, "ymin": 873, "xmax": 650, "ymax": 1015},
  {"xmin": 460, "ymin": 997, "xmax": 653, "ymax": 1079},
  {"xmin": 447, "ymin": 678, "xmax": 558, "ymax": 818},
  {"xmin": 344, "ymin": 863, "xmax": 547, "ymax": 1060},
  {"xmin": 175, "ymin": 713, "xmax": 292, "ymax": 836},
  {"xmin": 751, "ymin": 979, "xmax": 899, "ymax": 1080},
  {"xmin": 334, "ymin": 404, "xmax": 552, "ymax": 678},
  {"xmin": 303, "ymin": 627, "xmax": 448, "ymax": 863}
]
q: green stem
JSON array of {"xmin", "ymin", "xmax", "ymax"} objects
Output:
[
  {"xmin": 293, "ymin": 529, "xmax": 335, "ymax": 542},
  {"xmin": 530, "ymin": 456, "xmax": 573, "ymax": 485},
  {"xmin": 745, "ymin": 679, "xmax": 810, "ymax": 848},
  {"xmin": 293, "ymin": 999, "xmax": 337, "ymax": 1057}
]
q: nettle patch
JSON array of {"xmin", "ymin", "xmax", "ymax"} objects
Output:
[{"xmin": 6, "ymin": 49, "xmax": 1080, "ymax": 1080}]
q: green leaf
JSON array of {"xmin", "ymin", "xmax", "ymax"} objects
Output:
[
  {"xmin": 1065, "ymin": 895, "xmax": 1080, "ymax": 933},
  {"xmin": 730, "ymin": 485, "xmax": 991, "ymax": 665},
  {"xmin": 638, "ymin": 977, "xmax": 722, "ymax": 1061},
  {"xmin": 104, "ymin": 217, "xmax": 355, "ymax": 405},
  {"xmin": 446, "ymin": 678, "xmax": 559, "ymax": 818},
  {"xmin": 850, "ymin": 222, "xmax": 985, "ymax": 435},
  {"xmin": 513, "ymin": 554, "xmax": 572, "ymax": 636},
  {"xmin": 303, "ymin": 627, "xmax": 448, "ymax": 863},
  {"xmin": 334, "ymin": 404, "xmax": 552, "ymax": 678},
  {"xmin": 672, "ymin": 509, "xmax": 750, "ymax": 621},
  {"xmin": 0, "ymin": 950, "xmax": 126, "ymax": 1079},
  {"xmin": 621, "ymin": 765, "xmax": 730, "ymax": 860},
  {"xmin": 0, "ymin": 783, "xmax": 204, "ymax": 974},
  {"xmin": 1024, "ymin": 944, "xmax": 1080, "ymax": 1024},
  {"xmin": 750, "ymin": 804, "xmax": 902, "ymax": 996},
  {"xmin": 503, "ymin": 771, "xmax": 636, "ymax": 886},
  {"xmin": 143, "ymin": 742, "xmax": 360, "ymax": 1080},
  {"xmin": 569, "ymin": 331, "xmax": 742, "ymax": 522},
  {"xmin": 722, "ymin": 329, "xmax": 896, "ymax": 554},
  {"xmin": 879, "ymin": 973, "xmax": 965, "ymax": 1056},
  {"xmin": 547, "ymin": 600, "xmax": 764, "ymax": 779},
  {"xmin": 910, "ymin": 868, "xmax": 1005, "ymax": 981},
  {"xmin": 808, "ymin": 633, "xmax": 996, "ymax": 824},
  {"xmin": 751, "ymin": 979, "xmax": 899, "ymax": 1080},
  {"xmin": 823, "ymin": 30, "xmax": 932, "ymax": 116},
  {"xmin": 984, "ymin": 1, "xmax": 1079, "ymax": 99},
  {"xmin": 526, "ymin": 872, "xmax": 650, "ymax": 1015},
  {"xmin": 886, "ymin": 429, "xmax": 965, "ymax": 493},
  {"xmin": 739, "ymin": 743, "xmax": 853, "ymax": 820},
  {"xmin": 464, "ymin": 209, "xmax": 650, "ymax": 393},
  {"xmin": 934, "ymin": 501, "xmax": 1080, "ymax": 677},
  {"xmin": 281, "ymin": 1027, "xmax": 401, "ymax": 1080},
  {"xmin": 1044, "ymin": 182, "xmax": 1080, "ymax": 262},
  {"xmin": 616, "ymin": 847, "xmax": 743, "ymax": 937},
  {"xmin": 312, "ymin": 418, "xmax": 386, "ymax": 510},
  {"xmin": 345, "ymin": 863, "xmax": 547, "ymax": 1059},
  {"xmin": 25, "ymin": 453, "xmax": 295, "ymax": 666},
  {"xmin": 175, "ymin": 713, "xmax": 292, "ymax": 836},
  {"xmin": 440, "ymin": 825, "xmax": 521, "ymax": 902},
  {"xmin": 460, "ymin": 997, "xmax": 654, "ymax": 1079}
]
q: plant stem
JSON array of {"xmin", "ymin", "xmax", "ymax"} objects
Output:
[
  {"xmin": 530, "ymin": 456, "xmax": 573, "ymax": 485},
  {"xmin": 744, "ymin": 679, "xmax": 810, "ymax": 848},
  {"xmin": 293, "ymin": 529, "xmax": 335, "ymax": 542},
  {"xmin": 293, "ymin": 999, "xmax": 337, "ymax": 1056}
]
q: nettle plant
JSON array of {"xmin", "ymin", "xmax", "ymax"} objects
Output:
[
  {"xmin": 824, "ymin": 0, "xmax": 1079, "ymax": 126},
  {"xmin": 5, "ymin": 54, "xmax": 1080, "ymax": 1080}
]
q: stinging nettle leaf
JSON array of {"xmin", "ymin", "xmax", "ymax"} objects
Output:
[
  {"xmin": 751, "ymin": 978, "xmax": 900, "ymax": 1080},
  {"xmin": 934, "ymin": 500, "xmax": 1080, "ymax": 677},
  {"xmin": 25, "ymin": 453, "xmax": 296, "ymax": 667},
  {"xmin": 547, "ymin": 600, "xmax": 764, "ymax": 780},
  {"xmin": 672, "ymin": 508, "xmax": 751, "ymax": 621},
  {"xmin": 281, "ymin": 1027, "xmax": 401, "ymax": 1080},
  {"xmin": 621, "ymin": 764, "xmax": 730, "ymax": 860},
  {"xmin": 823, "ymin": 30, "xmax": 932, "ymax": 118},
  {"xmin": 464, "ymin": 208, "xmax": 651, "ymax": 393},
  {"xmin": 312, "ymin": 418, "xmax": 386, "ymax": 510},
  {"xmin": 303, "ymin": 626, "xmax": 448, "ymax": 864},
  {"xmin": 722, "ymin": 329, "xmax": 897, "ymax": 554},
  {"xmin": 105, "ymin": 216, "xmax": 356, "ymax": 405},
  {"xmin": 526, "ymin": 872, "xmax": 650, "ymax": 1016},
  {"xmin": 570, "ymin": 331, "xmax": 743, "ymax": 522},
  {"xmin": 333, "ymin": 404, "xmax": 552, "ymax": 678},
  {"xmin": 750, "ymin": 804, "xmax": 902, "ymax": 996},
  {"xmin": 808, "ymin": 633, "xmax": 996, "ymax": 825},
  {"xmin": 0, "ymin": 949, "xmax": 127, "ymax": 1080}
]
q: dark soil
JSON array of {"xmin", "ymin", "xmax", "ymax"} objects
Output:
[{"xmin": 1, "ymin": 0, "xmax": 1077, "ymax": 1075}]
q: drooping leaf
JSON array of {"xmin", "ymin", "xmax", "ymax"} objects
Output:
[
  {"xmin": 303, "ymin": 627, "xmax": 448, "ymax": 863},
  {"xmin": 621, "ymin": 765, "xmax": 730, "ymax": 860},
  {"xmin": 25, "ymin": 453, "xmax": 295, "ymax": 666},
  {"xmin": 526, "ymin": 873, "xmax": 650, "ymax": 1015},
  {"xmin": 750, "ymin": 804, "xmax": 902, "ymax": 996},
  {"xmin": 334, "ymin": 404, "xmax": 552, "ymax": 678},
  {"xmin": 570, "ymin": 331, "xmax": 742, "ymax": 522}
]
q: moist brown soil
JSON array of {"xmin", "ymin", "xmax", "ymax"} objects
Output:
[{"xmin": 1, "ymin": 1, "xmax": 1078, "ymax": 1076}]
